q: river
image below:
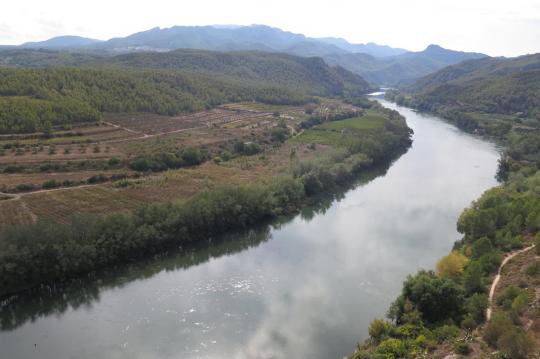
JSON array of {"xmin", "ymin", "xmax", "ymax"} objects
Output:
[{"xmin": 0, "ymin": 99, "xmax": 500, "ymax": 359}]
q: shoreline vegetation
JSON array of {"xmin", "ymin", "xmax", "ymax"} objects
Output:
[
  {"xmin": 349, "ymin": 95, "xmax": 540, "ymax": 358},
  {"xmin": 0, "ymin": 100, "xmax": 413, "ymax": 298}
]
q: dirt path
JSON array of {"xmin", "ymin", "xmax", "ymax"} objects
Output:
[
  {"xmin": 0, "ymin": 192, "xmax": 21, "ymax": 201},
  {"xmin": 486, "ymin": 244, "xmax": 535, "ymax": 321}
]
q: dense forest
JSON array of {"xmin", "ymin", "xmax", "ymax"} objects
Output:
[
  {"xmin": 389, "ymin": 54, "xmax": 540, "ymax": 120},
  {"xmin": 0, "ymin": 49, "xmax": 373, "ymax": 134}
]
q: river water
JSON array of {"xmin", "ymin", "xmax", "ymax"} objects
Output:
[{"xmin": 0, "ymin": 100, "xmax": 500, "ymax": 359}]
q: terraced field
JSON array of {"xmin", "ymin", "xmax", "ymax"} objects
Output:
[{"xmin": 0, "ymin": 99, "xmax": 369, "ymax": 225}]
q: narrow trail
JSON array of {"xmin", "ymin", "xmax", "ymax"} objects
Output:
[{"xmin": 486, "ymin": 244, "xmax": 535, "ymax": 321}]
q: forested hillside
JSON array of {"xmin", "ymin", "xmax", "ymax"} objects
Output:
[
  {"xmin": 399, "ymin": 54, "xmax": 540, "ymax": 118},
  {"xmin": 0, "ymin": 50, "xmax": 373, "ymax": 134}
]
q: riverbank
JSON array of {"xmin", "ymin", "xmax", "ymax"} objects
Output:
[
  {"xmin": 349, "ymin": 98, "xmax": 540, "ymax": 358},
  {"xmin": 0, "ymin": 102, "xmax": 412, "ymax": 298}
]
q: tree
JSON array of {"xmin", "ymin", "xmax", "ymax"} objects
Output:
[
  {"xmin": 466, "ymin": 293, "xmax": 488, "ymax": 324},
  {"xmin": 390, "ymin": 270, "xmax": 465, "ymax": 325},
  {"xmin": 436, "ymin": 251, "xmax": 469, "ymax": 279},
  {"xmin": 463, "ymin": 261, "xmax": 485, "ymax": 294}
]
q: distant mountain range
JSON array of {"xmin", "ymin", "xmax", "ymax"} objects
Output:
[
  {"xmin": 21, "ymin": 35, "xmax": 102, "ymax": 49},
  {"xmin": 3, "ymin": 24, "xmax": 488, "ymax": 86},
  {"xmin": 323, "ymin": 44, "xmax": 487, "ymax": 86}
]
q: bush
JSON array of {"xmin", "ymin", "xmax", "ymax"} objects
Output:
[
  {"xmin": 368, "ymin": 319, "xmax": 394, "ymax": 343},
  {"xmin": 466, "ymin": 293, "xmax": 488, "ymax": 324},
  {"xmin": 15, "ymin": 183, "xmax": 36, "ymax": 192},
  {"xmin": 463, "ymin": 261, "xmax": 485, "ymax": 294},
  {"xmin": 390, "ymin": 270, "xmax": 465, "ymax": 325},
  {"xmin": 526, "ymin": 261, "xmax": 540, "ymax": 276},
  {"xmin": 42, "ymin": 179, "xmax": 59, "ymax": 189},
  {"xmin": 3, "ymin": 165, "xmax": 24, "ymax": 173},
  {"xmin": 87, "ymin": 174, "xmax": 107, "ymax": 184},
  {"xmin": 454, "ymin": 342, "xmax": 471, "ymax": 355},
  {"xmin": 461, "ymin": 315, "xmax": 477, "ymax": 330},
  {"xmin": 433, "ymin": 325, "xmax": 460, "ymax": 343},
  {"xmin": 483, "ymin": 313, "xmax": 513, "ymax": 346},
  {"xmin": 497, "ymin": 328, "xmax": 534, "ymax": 359},
  {"xmin": 376, "ymin": 338, "xmax": 407, "ymax": 359}
]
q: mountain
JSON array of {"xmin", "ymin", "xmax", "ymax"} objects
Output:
[
  {"xmin": 21, "ymin": 35, "xmax": 102, "ymax": 49},
  {"xmin": 97, "ymin": 25, "xmax": 347, "ymax": 57},
  {"xmin": 3, "ymin": 26, "xmax": 488, "ymax": 87},
  {"xmin": 101, "ymin": 49, "xmax": 374, "ymax": 95},
  {"xmin": 0, "ymin": 47, "xmax": 373, "ymax": 96},
  {"xmin": 317, "ymin": 37, "xmax": 407, "ymax": 57},
  {"xmin": 402, "ymin": 53, "xmax": 540, "ymax": 118},
  {"xmin": 0, "ymin": 48, "xmax": 374, "ymax": 134},
  {"xmin": 323, "ymin": 44, "xmax": 487, "ymax": 86}
]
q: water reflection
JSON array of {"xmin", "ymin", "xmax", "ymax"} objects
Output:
[
  {"xmin": 0, "ymin": 165, "xmax": 391, "ymax": 333},
  {"xmin": 0, "ymin": 101, "xmax": 499, "ymax": 359}
]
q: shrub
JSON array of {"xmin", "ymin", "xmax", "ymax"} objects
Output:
[
  {"xmin": 461, "ymin": 315, "xmax": 477, "ymax": 330},
  {"xmin": 390, "ymin": 270, "xmax": 465, "ymax": 325},
  {"xmin": 376, "ymin": 338, "xmax": 407, "ymax": 359},
  {"xmin": 433, "ymin": 325, "xmax": 460, "ymax": 343},
  {"xmin": 42, "ymin": 180, "xmax": 59, "ymax": 189},
  {"xmin": 497, "ymin": 328, "xmax": 534, "ymax": 359},
  {"xmin": 107, "ymin": 157, "xmax": 121, "ymax": 166},
  {"xmin": 526, "ymin": 261, "xmax": 540, "ymax": 276},
  {"xmin": 15, "ymin": 183, "xmax": 36, "ymax": 192},
  {"xmin": 87, "ymin": 174, "xmax": 107, "ymax": 184},
  {"xmin": 466, "ymin": 293, "xmax": 488, "ymax": 324},
  {"xmin": 483, "ymin": 313, "xmax": 513, "ymax": 346},
  {"xmin": 454, "ymin": 342, "xmax": 471, "ymax": 355},
  {"xmin": 368, "ymin": 319, "xmax": 393, "ymax": 343}
]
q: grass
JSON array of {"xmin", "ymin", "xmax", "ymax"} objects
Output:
[
  {"xmin": 318, "ymin": 114, "xmax": 385, "ymax": 131},
  {"xmin": 293, "ymin": 112, "xmax": 385, "ymax": 146},
  {"xmin": 223, "ymin": 102, "xmax": 298, "ymax": 112}
]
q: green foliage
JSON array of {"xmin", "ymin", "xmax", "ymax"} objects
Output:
[
  {"xmin": 454, "ymin": 342, "xmax": 471, "ymax": 355},
  {"xmin": 432, "ymin": 325, "xmax": 460, "ymax": 343},
  {"xmin": 389, "ymin": 270, "xmax": 465, "ymax": 325},
  {"xmin": 0, "ymin": 49, "xmax": 377, "ymax": 134},
  {"xmin": 368, "ymin": 319, "xmax": 394, "ymax": 344},
  {"xmin": 497, "ymin": 327, "xmax": 534, "ymax": 359},
  {"xmin": 436, "ymin": 251, "xmax": 469, "ymax": 279},
  {"xmin": 484, "ymin": 313, "xmax": 514, "ymax": 346},
  {"xmin": 525, "ymin": 261, "xmax": 540, "ymax": 276},
  {"xmin": 130, "ymin": 147, "xmax": 206, "ymax": 172},
  {"xmin": 466, "ymin": 293, "xmax": 488, "ymax": 325},
  {"xmin": 463, "ymin": 261, "xmax": 485, "ymax": 294},
  {"xmin": 376, "ymin": 338, "xmax": 407, "ymax": 359}
]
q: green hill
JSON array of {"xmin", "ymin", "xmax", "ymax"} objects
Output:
[
  {"xmin": 0, "ymin": 49, "xmax": 373, "ymax": 134},
  {"xmin": 403, "ymin": 53, "xmax": 540, "ymax": 118}
]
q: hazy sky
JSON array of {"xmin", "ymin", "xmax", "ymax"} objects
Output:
[{"xmin": 1, "ymin": 0, "xmax": 539, "ymax": 56}]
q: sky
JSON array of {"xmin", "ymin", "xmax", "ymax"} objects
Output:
[{"xmin": 1, "ymin": 0, "xmax": 539, "ymax": 57}]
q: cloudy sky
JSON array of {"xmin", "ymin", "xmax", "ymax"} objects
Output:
[{"xmin": 1, "ymin": 0, "xmax": 539, "ymax": 56}]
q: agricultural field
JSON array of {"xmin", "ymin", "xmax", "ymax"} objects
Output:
[
  {"xmin": 293, "ymin": 110, "xmax": 385, "ymax": 147},
  {"xmin": 0, "ymin": 99, "xmax": 365, "ymax": 225}
]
